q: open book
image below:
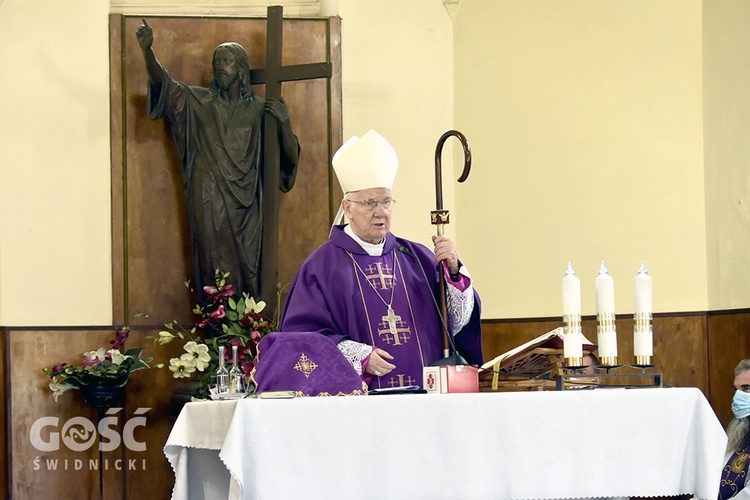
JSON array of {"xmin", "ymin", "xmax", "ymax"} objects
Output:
[{"xmin": 480, "ymin": 327, "xmax": 596, "ymax": 377}]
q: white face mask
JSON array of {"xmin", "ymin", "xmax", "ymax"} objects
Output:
[{"xmin": 732, "ymin": 390, "xmax": 750, "ymax": 419}]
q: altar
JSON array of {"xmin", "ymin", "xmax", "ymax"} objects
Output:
[{"xmin": 164, "ymin": 387, "xmax": 727, "ymax": 500}]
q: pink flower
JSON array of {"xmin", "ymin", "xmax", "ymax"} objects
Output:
[
  {"xmin": 203, "ymin": 284, "xmax": 234, "ymax": 303},
  {"xmin": 226, "ymin": 338, "xmax": 249, "ymax": 361},
  {"xmin": 110, "ymin": 328, "xmax": 130, "ymax": 350},
  {"xmin": 241, "ymin": 361, "xmax": 255, "ymax": 376},
  {"xmin": 82, "ymin": 348, "xmax": 106, "ymax": 367},
  {"xmin": 251, "ymin": 330, "xmax": 262, "ymax": 344},
  {"xmin": 51, "ymin": 363, "xmax": 68, "ymax": 375},
  {"xmin": 197, "ymin": 305, "xmax": 225, "ymax": 327},
  {"xmin": 239, "ymin": 311, "xmax": 262, "ymax": 328}
]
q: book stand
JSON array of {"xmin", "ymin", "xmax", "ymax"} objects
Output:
[
  {"xmin": 555, "ymin": 364, "xmax": 663, "ymax": 390},
  {"xmin": 479, "ymin": 347, "xmax": 589, "ymax": 392},
  {"xmin": 479, "ymin": 347, "xmax": 663, "ymax": 391}
]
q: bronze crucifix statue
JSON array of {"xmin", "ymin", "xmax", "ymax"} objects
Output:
[{"xmin": 136, "ymin": 6, "xmax": 331, "ymax": 318}]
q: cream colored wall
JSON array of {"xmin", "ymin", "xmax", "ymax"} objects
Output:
[
  {"xmin": 0, "ymin": 0, "xmax": 113, "ymax": 325},
  {"xmin": 453, "ymin": 0, "xmax": 708, "ymax": 318},
  {"xmin": 0, "ymin": 0, "xmax": 453, "ymax": 326},
  {"xmin": 337, "ymin": 0, "xmax": 456, "ymax": 246},
  {"xmin": 1, "ymin": 0, "xmax": 741, "ymax": 326},
  {"xmin": 703, "ymin": 0, "xmax": 750, "ymax": 311}
]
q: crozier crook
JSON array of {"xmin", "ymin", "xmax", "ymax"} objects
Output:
[{"xmin": 432, "ymin": 130, "xmax": 472, "ymax": 359}]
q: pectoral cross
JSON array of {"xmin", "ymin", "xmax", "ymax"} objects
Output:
[
  {"xmin": 255, "ymin": 5, "xmax": 333, "ymax": 316},
  {"xmin": 382, "ymin": 306, "xmax": 401, "ymax": 336},
  {"xmin": 378, "ymin": 307, "xmax": 411, "ymax": 346}
]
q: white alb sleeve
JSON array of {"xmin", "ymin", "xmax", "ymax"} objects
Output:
[
  {"xmin": 337, "ymin": 339, "xmax": 373, "ymax": 376},
  {"xmin": 447, "ymin": 264, "xmax": 475, "ymax": 335}
]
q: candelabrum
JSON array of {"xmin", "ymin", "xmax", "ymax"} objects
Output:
[
  {"xmin": 563, "ymin": 313, "xmax": 583, "ymax": 367},
  {"xmin": 633, "ymin": 312, "xmax": 654, "ymax": 366},
  {"xmin": 596, "ymin": 312, "xmax": 618, "ymax": 367}
]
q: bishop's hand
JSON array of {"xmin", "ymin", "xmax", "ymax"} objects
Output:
[
  {"xmin": 366, "ymin": 348, "xmax": 395, "ymax": 377},
  {"xmin": 432, "ymin": 234, "xmax": 459, "ymax": 275}
]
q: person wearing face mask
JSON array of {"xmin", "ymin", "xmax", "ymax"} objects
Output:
[
  {"xmin": 277, "ymin": 130, "xmax": 483, "ymax": 390},
  {"xmin": 718, "ymin": 358, "xmax": 750, "ymax": 499}
]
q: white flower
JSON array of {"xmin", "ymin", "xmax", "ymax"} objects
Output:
[
  {"xmin": 156, "ymin": 331, "xmax": 176, "ymax": 345},
  {"xmin": 49, "ymin": 380, "xmax": 74, "ymax": 402},
  {"xmin": 244, "ymin": 295, "xmax": 266, "ymax": 314},
  {"xmin": 169, "ymin": 357, "xmax": 196, "ymax": 379},
  {"xmin": 83, "ymin": 348, "xmax": 107, "ymax": 363},
  {"xmin": 182, "ymin": 341, "xmax": 211, "ymax": 371},
  {"xmin": 107, "ymin": 349, "xmax": 132, "ymax": 365}
]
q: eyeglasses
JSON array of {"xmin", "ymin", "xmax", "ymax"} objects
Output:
[{"xmin": 346, "ymin": 198, "xmax": 396, "ymax": 211}]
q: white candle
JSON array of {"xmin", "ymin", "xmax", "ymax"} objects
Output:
[
  {"xmin": 595, "ymin": 261, "xmax": 615, "ymax": 314},
  {"xmin": 563, "ymin": 331, "xmax": 584, "ymax": 359},
  {"xmin": 562, "ymin": 262, "xmax": 581, "ymax": 317},
  {"xmin": 634, "ymin": 326, "xmax": 653, "ymax": 357},
  {"xmin": 634, "ymin": 261, "xmax": 652, "ymax": 314},
  {"xmin": 562, "ymin": 262, "xmax": 582, "ymax": 359},
  {"xmin": 634, "ymin": 261, "xmax": 653, "ymax": 357},
  {"xmin": 595, "ymin": 261, "xmax": 617, "ymax": 359}
]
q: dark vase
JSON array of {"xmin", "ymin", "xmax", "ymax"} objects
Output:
[{"xmin": 80, "ymin": 384, "xmax": 126, "ymax": 409}]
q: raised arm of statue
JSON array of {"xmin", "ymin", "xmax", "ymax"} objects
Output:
[{"xmin": 135, "ymin": 18, "xmax": 165, "ymax": 89}]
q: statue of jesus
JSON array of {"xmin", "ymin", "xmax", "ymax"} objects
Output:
[{"xmin": 135, "ymin": 18, "xmax": 300, "ymax": 302}]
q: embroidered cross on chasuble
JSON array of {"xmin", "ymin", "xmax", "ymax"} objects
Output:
[
  {"xmin": 350, "ymin": 252, "xmax": 428, "ymax": 389},
  {"xmin": 719, "ymin": 446, "xmax": 750, "ymax": 499}
]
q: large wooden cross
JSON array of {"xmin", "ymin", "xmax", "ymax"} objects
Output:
[{"xmin": 249, "ymin": 6, "xmax": 332, "ymax": 317}]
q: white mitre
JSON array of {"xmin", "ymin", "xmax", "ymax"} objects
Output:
[
  {"xmin": 331, "ymin": 130, "xmax": 399, "ymax": 227},
  {"xmin": 332, "ymin": 129, "xmax": 399, "ymax": 193}
]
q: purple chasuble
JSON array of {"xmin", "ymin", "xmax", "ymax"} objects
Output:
[
  {"xmin": 719, "ymin": 446, "xmax": 750, "ymax": 499},
  {"xmin": 280, "ymin": 225, "xmax": 482, "ymax": 389}
]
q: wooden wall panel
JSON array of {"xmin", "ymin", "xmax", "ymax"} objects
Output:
[
  {"xmin": 1, "ymin": 329, "xmax": 7, "ymax": 500},
  {"xmin": 4, "ymin": 312, "xmax": 749, "ymax": 498},
  {"xmin": 481, "ymin": 313, "xmax": 709, "ymax": 394},
  {"xmin": 708, "ymin": 310, "xmax": 750, "ymax": 426},
  {"xmin": 110, "ymin": 15, "xmax": 341, "ymax": 327},
  {"xmin": 8, "ymin": 328, "xmax": 183, "ymax": 500},
  {"xmin": 110, "ymin": 14, "xmax": 126, "ymax": 325}
]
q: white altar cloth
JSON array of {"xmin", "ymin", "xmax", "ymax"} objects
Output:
[
  {"xmin": 165, "ymin": 387, "xmax": 727, "ymax": 500},
  {"xmin": 164, "ymin": 399, "xmax": 240, "ymax": 500}
]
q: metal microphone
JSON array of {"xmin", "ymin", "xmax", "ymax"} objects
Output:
[{"xmin": 397, "ymin": 244, "xmax": 467, "ymax": 365}]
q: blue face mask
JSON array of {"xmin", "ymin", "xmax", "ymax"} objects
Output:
[{"xmin": 732, "ymin": 390, "xmax": 750, "ymax": 419}]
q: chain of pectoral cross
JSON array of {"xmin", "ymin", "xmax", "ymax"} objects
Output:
[{"xmin": 347, "ymin": 251, "xmax": 404, "ymax": 338}]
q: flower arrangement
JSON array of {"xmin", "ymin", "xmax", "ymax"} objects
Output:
[
  {"xmin": 43, "ymin": 328, "xmax": 152, "ymax": 402},
  {"xmin": 151, "ymin": 269, "xmax": 273, "ymax": 399}
]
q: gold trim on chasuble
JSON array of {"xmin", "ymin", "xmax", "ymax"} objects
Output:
[
  {"xmin": 720, "ymin": 450, "xmax": 750, "ymax": 497},
  {"xmin": 350, "ymin": 251, "xmax": 427, "ymax": 388},
  {"xmin": 293, "ymin": 353, "xmax": 318, "ymax": 379}
]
